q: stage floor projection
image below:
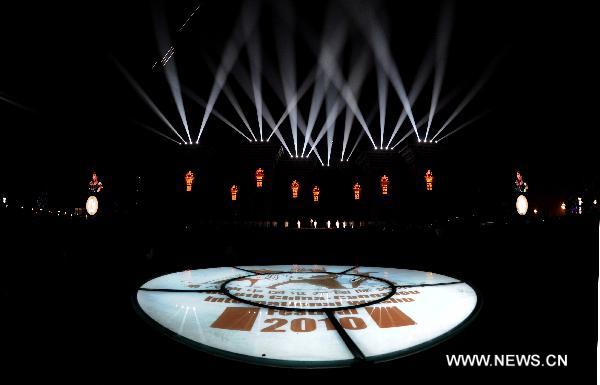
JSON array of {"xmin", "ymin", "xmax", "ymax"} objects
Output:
[{"xmin": 136, "ymin": 266, "xmax": 478, "ymax": 367}]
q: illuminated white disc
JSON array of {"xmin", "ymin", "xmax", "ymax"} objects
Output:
[
  {"xmin": 137, "ymin": 265, "xmax": 478, "ymax": 367},
  {"xmin": 85, "ymin": 195, "xmax": 98, "ymax": 216},
  {"xmin": 516, "ymin": 194, "xmax": 528, "ymax": 215}
]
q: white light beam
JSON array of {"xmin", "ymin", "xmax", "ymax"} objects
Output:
[
  {"xmin": 425, "ymin": 1, "xmax": 453, "ymax": 142},
  {"xmin": 195, "ymin": 1, "xmax": 259, "ymax": 143},
  {"xmin": 113, "ymin": 58, "xmax": 186, "ymax": 143},
  {"xmin": 431, "ymin": 57, "xmax": 498, "ymax": 141}
]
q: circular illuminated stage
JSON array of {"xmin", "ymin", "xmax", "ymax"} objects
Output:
[{"xmin": 136, "ymin": 265, "xmax": 478, "ymax": 368}]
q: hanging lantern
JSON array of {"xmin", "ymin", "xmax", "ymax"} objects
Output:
[
  {"xmin": 353, "ymin": 182, "xmax": 361, "ymax": 200},
  {"xmin": 230, "ymin": 185, "xmax": 239, "ymax": 201},
  {"xmin": 185, "ymin": 171, "xmax": 195, "ymax": 192},
  {"xmin": 291, "ymin": 180, "xmax": 300, "ymax": 199},
  {"xmin": 256, "ymin": 168, "xmax": 264, "ymax": 188},
  {"xmin": 425, "ymin": 169, "xmax": 434, "ymax": 191},
  {"xmin": 380, "ymin": 175, "xmax": 389, "ymax": 196},
  {"xmin": 312, "ymin": 185, "xmax": 320, "ymax": 202}
]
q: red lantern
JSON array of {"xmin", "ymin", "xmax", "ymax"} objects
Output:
[
  {"xmin": 291, "ymin": 180, "xmax": 300, "ymax": 199},
  {"xmin": 380, "ymin": 175, "xmax": 389, "ymax": 196},
  {"xmin": 256, "ymin": 168, "xmax": 264, "ymax": 188},
  {"xmin": 353, "ymin": 182, "xmax": 361, "ymax": 200},
  {"xmin": 312, "ymin": 185, "xmax": 320, "ymax": 203},
  {"xmin": 425, "ymin": 169, "xmax": 434, "ymax": 191},
  {"xmin": 230, "ymin": 185, "xmax": 239, "ymax": 201},
  {"xmin": 185, "ymin": 171, "xmax": 195, "ymax": 192}
]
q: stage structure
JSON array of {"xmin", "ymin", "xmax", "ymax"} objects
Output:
[{"xmin": 136, "ymin": 265, "xmax": 478, "ymax": 367}]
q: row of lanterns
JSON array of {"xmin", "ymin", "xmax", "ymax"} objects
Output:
[{"xmin": 185, "ymin": 168, "xmax": 434, "ymax": 201}]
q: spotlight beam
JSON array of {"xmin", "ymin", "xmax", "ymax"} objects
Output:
[
  {"xmin": 153, "ymin": 4, "xmax": 191, "ymax": 143},
  {"xmin": 260, "ymin": 99, "xmax": 293, "ymax": 156},
  {"xmin": 230, "ymin": 58, "xmax": 293, "ymax": 155},
  {"xmin": 262, "ymin": 62, "xmax": 325, "ymax": 164},
  {"xmin": 391, "ymin": 115, "xmax": 429, "ymax": 150},
  {"xmin": 341, "ymin": 49, "xmax": 371, "ymax": 160},
  {"xmin": 325, "ymin": 87, "xmax": 338, "ymax": 166},
  {"xmin": 306, "ymin": 87, "xmax": 343, "ymax": 164},
  {"xmin": 424, "ymin": 1, "xmax": 453, "ymax": 142},
  {"xmin": 435, "ymin": 110, "xmax": 490, "ymax": 143},
  {"xmin": 346, "ymin": 105, "xmax": 377, "ymax": 161},
  {"xmin": 133, "ymin": 120, "xmax": 182, "ymax": 145},
  {"xmin": 346, "ymin": 131, "xmax": 364, "ymax": 162},
  {"xmin": 266, "ymin": 68, "xmax": 317, "ymax": 141},
  {"xmin": 195, "ymin": 1, "xmax": 259, "ymax": 143},
  {"xmin": 113, "ymin": 58, "xmax": 186, "ymax": 143},
  {"xmin": 431, "ymin": 56, "xmax": 499, "ymax": 141},
  {"xmin": 185, "ymin": 91, "xmax": 252, "ymax": 142},
  {"xmin": 0, "ymin": 92, "xmax": 34, "ymax": 112},
  {"xmin": 316, "ymin": 27, "xmax": 377, "ymax": 149},
  {"xmin": 298, "ymin": 11, "xmax": 376, "ymax": 149},
  {"xmin": 376, "ymin": 61, "xmax": 388, "ymax": 149},
  {"xmin": 221, "ymin": 85, "xmax": 257, "ymax": 141},
  {"xmin": 348, "ymin": 2, "xmax": 420, "ymax": 140},
  {"xmin": 296, "ymin": 114, "xmax": 325, "ymax": 165},
  {"xmin": 390, "ymin": 85, "xmax": 460, "ymax": 149},
  {"xmin": 229, "ymin": 59, "xmax": 293, "ymax": 154},
  {"xmin": 202, "ymin": 56, "xmax": 257, "ymax": 141},
  {"xmin": 274, "ymin": 2, "xmax": 299, "ymax": 156},
  {"xmin": 385, "ymin": 47, "xmax": 434, "ymax": 147},
  {"xmin": 246, "ymin": 27, "xmax": 264, "ymax": 141},
  {"xmin": 301, "ymin": 71, "xmax": 328, "ymax": 156},
  {"xmin": 299, "ymin": 19, "xmax": 347, "ymax": 157}
]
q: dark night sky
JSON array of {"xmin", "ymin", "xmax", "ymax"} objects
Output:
[{"xmin": 0, "ymin": 0, "xmax": 597, "ymax": 212}]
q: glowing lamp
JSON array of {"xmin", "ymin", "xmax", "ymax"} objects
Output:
[
  {"xmin": 185, "ymin": 171, "xmax": 195, "ymax": 192},
  {"xmin": 353, "ymin": 182, "xmax": 361, "ymax": 200},
  {"xmin": 425, "ymin": 169, "xmax": 434, "ymax": 191},
  {"xmin": 255, "ymin": 168, "xmax": 264, "ymax": 188},
  {"xmin": 380, "ymin": 175, "xmax": 389, "ymax": 196},
  {"xmin": 230, "ymin": 185, "xmax": 238, "ymax": 201},
  {"xmin": 560, "ymin": 202, "xmax": 566, "ymax": 211},
  {"xmin": 312, "ymin": 185, "xmax": 320, "ymax": 202},
  {"xmin": 516, "ymin": 195, "xmax": 528, "ymax": 215},
  {"xmin": 291, "ymin": 180, "xmax": 300, "ymax": 199},
  {"xmin": 86, "ymin": 195, "xmax": 98, "ymax": 216}
]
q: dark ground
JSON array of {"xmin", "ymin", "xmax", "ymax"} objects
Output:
[{"xmin": 2, "ymin": 210, "xmax": 597, "ymax": 381}]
